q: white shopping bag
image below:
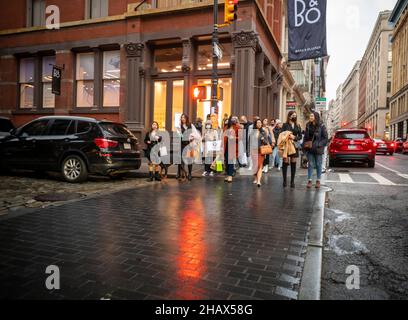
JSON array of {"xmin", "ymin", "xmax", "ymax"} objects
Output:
[
  {"xmin": 159, "ymin": 146, "xmax": 168, "ymax": 157},
  {"xmin": 206, "ymin": 140, "xmax": 221, "ymax": 152}
]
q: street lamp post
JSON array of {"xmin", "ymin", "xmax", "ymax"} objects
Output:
[{"xmin": 211, "ymin": 0, "xmax": 219, "ymax": 117}]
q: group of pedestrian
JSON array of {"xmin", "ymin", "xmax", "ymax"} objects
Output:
[{"xmin": 143, "ymin": 110, "xmax": 328, "ymax": 189}]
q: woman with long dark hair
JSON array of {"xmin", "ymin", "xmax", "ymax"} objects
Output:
[
  {"xmin": 262, "ymin": 118, "xmax": 275, "ymax": 173},
  {"xmin": 223, "ymin": 116, "xmax": 240, "ymax": 183},
  {"xmin": 281, "ymin": 111, "xmax": 302, "ymax": 188},
  {"xmin": 144, "ymin": 121, "xmax": 162, "ymax": 182},
  {"xmin": 251, "ymin": 119, "xmax": 273, "ymax": 187},
  {"xmin": 177, "ymin": 113, "xmax": 200, "ymax": 181},
  {"xmin": 303, "ymin": 111, "xmax": 328, "ymax": 189}
]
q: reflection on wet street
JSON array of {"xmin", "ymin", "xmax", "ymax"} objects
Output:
[{"xmin": 0, "ymin": 175, "xmax": 318, "ymax": 300}]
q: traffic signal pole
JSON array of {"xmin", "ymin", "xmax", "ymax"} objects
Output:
[{"xmin": 211, "ymin": 0, "xmax": 219, "ymax": 116}]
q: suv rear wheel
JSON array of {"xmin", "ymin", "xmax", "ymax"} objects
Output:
[
  {"xmin": 61, "ymin": 155, "xmax": 88, "ymax": 183},
  {"xmin": 329, "ymin": 158, "xmax": 336, "ymax": 168},
  {"xmin": 368, "ymin": 158, "xmax": 375, "ymax": 168}
]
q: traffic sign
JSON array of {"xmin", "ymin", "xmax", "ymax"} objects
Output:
[
  {"xmin": 315, "ymin": 97, "xmax": 327, "ymax": 111},
  {"xmin": 213, "ymin": 43, "xmax": 223, "ymax": 60}
]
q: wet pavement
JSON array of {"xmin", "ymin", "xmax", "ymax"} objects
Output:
[
  {"xmin": 0, "ymin": 171, "xmax": 322, "ymax": 300},
  {"xmin": 321, "ymin": 154, "xmax": 408, "ymax": 300}
]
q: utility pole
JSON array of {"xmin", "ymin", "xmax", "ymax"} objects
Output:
[{"xmin": 211, "ymin": 0, "xmax": 219, "ymax": 116}]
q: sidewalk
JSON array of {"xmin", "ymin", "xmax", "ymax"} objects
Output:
[{"xmin": 0, "ymin": 166, "xmax": 325, "ymax": 300}]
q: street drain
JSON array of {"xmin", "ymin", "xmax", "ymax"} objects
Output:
[{"xmin": 34, "ymin": 193, "xmax": 85, "ymax": 202}]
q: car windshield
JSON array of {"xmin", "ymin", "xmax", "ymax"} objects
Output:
[
  {"xmin": 335, "ymin": 132, "xmax": 369, "ymax": 140},
  {"xmin": 100, "ymin": 123, "xmax": 134, "ymax": 138}
]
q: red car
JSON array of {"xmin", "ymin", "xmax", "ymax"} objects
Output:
[
  {"xmin": 329, "ymin": 129, "xmax": 376, "ymax": 168},
  {"xmin": 373, "ymin": 139, "xmax": 396, "ymax": 156},
  {"xmin": 403, "ymin": 140, "xmax": 408, "ymax": 154}
]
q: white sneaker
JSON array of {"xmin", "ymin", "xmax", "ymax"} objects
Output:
[
  {"xmin": 209, "ymin": 172, "xmax": 214, "ymax": 177},
  {"xmin": 202, "ymin": 172, "xmax": 208, "ymax": 177}
]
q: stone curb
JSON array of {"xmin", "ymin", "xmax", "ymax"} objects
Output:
[{"xmin": 298, "ymin": 180, "xmax": 328, "ymax": 300}]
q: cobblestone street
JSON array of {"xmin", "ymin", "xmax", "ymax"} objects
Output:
[{"xmin": 0, "ymin": 172, "xmax": 321, "ymax": 300}]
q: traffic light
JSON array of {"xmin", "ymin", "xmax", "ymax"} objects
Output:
[
  {"xmin": 224, "ymin": 0, "xmax": 238, "ymax": 25},
  {"xmin": 217, "ymin": 86, "xmax": 224, "ymax": 101},
  {"xmin": 192, "ymin": 85, "xmax": 207, "ymax": 101}
]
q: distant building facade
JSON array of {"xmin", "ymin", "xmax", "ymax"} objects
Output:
[
  {"xmin": 359, "ymin": 11, "xmax": 393, "ymax": 139},
  {"xmin": 341, "ymin": 61, "xmax": 360, "ymax": 129}
]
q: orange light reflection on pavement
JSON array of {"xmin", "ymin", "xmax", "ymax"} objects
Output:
[{"xmin": 175, "ymin": 198, "xmax": 207, "ymax": 299}]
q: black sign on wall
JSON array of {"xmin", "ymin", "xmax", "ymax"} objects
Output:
[
  {"xmin": 288, "ymin": 0, "xmax": 328, "ymax": 61},
  {"xmin": 52, "ymin": 66, "xmax": 62, "ymax": 95}
]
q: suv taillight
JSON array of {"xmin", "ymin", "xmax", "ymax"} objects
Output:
[{"xmin": 94, "ymin": 138, "xmax": 119, "ymax": 149}]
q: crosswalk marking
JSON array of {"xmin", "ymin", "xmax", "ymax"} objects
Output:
[
  {"xmin": 339, "ymin": 173, "xmax": 353, "ymax": 183},
  {"xmin": 326, "ymin": 171, "xmax": 408, "ymax": 187},
  {"xmin": 368, "ymin": 173, "xmax": 396, "ymax": 186}
]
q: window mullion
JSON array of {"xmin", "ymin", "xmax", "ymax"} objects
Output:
[
  {"xmin": 34, "ymin": 55, "xmax": 42, "ymax": 109},
  {"xmin": 94, "ymin": 49, "xmax": 102, "ymax": 109}
]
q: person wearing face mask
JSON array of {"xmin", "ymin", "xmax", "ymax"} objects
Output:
[
  {"xmin": 281, "ymin": 111, "xmax": 302, "ymax": 188},
  {"xmin": 223, "ymin": 116, "xmax": 240, "ymax": 183},
  {"xmin": 202, "ymin": 120, "xmax": 219, "ymax": 177},
  {"xmin": 251, "ymin": 119, "xmax": 273, "ymax": 187},
  {"xmin": 144, "ymin": 121, "xmax": 162, "ymax": 182},
  {"xmin": 177, "ymin": 114, "xmax": 200, "ymax": 181},
  {"xmin": 303, "ymin": 111, "xmax": 328, "ymax": 189}
]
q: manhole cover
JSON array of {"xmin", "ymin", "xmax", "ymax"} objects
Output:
[{"xmin": 34, "ymin": 193, "xmax": 85, "ymax": 202}]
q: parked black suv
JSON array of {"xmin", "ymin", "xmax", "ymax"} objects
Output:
[{"xmin": 0, "ymin": 116, "xmax": 141, "ymax": 183}]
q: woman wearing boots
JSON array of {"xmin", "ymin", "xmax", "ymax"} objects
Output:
[
  {"xmin": 262, "ymin": 118, "xmax": 275, "ymax": 173},
  {"xmin": 177, "ymin": 114, "xmax": 200, "ymax": 181},
  {"xmin": 281, "ymin": 111, "xmax": 302, "ymax": 188},
  {"xmin": 251, "ymin": 119, "xmax": 273, "ymax": 187},
  {"xmin": 144, "ymin": 121, "xmax": 162, "ymax": 182},
  {"xmin": 223, "ymin": 116, "xmax": 240, "ymax": 183},
  {"xmin": 303, "ymin": 112, "xmax": 328, "ymax": 189}
]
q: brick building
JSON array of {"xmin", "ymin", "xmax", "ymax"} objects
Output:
[
  {"xmin": 0, "ymin": 0, "xmax": 290, "ymax": 140},
  {"xmin": 389, "ymin": 0, "xmax": 408, "ymax": 140}
]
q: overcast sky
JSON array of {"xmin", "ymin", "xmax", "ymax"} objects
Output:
[{"xmin": 326, "ymin": 0, "xmax": 398, "ymax": 101}]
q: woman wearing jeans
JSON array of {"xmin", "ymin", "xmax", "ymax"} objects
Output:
[{"xmin": 303, "ymin": 112, "xmax": 328, "ymax": 189}]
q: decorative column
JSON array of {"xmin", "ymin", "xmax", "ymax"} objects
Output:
[
  {"xmin": 232, "ymin": 31, "xmax": 258, "ymax": 118},
  {"xmin": 263, "ymin": 62, "xmax": 272, "ymax": 118},
  {"xmin": 124, "ymin": 42, "xmax": 145, "ymax": 134}
]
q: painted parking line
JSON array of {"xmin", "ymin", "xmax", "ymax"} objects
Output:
[
  {"xmin": 368, "ymin": 173, "xmax": 396, "ymax": 186},
  {"xmin": 338, "ymin": 173, "xmax": 353, "ymax": 183}
]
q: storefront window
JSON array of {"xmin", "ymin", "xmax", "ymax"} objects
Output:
[
  {"xmin": 153, "ymin": 81, "xmax": 167, "ymax": 129},
  {"xmin": 42, "ymin": 56, "xmax": 55, "ymax": 108},
  {"xmin": 19, "ymin": 58, "xmax": 35, "ymax": 108},
  {"xmin": 197, "ymin": 43, "xmax": 232, "ymax": 71},
  {"xmin": 172, "ymin": 80, "xmax": 184, "ymax": 131},
  {"xmin": 154, "ymin": 47, "xmax": 183, "ymax": 73},
  {"xmin": 76, "ymin": 53, "xmax": 95, "ymax": 107},
  {"xmin": 196, "ymin": 78, "xmax": 232, "ymax": 127},
  {"xmin": 103, "ymin": 50, "xmax": 120, "ymax": 107}
]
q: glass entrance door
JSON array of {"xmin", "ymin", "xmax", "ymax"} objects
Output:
[
  {"xmin": 196, "ymin": 78, "xmax": 232, "ymax": 128},
  {"xmin": 153, "ymin": 79, "xmax": 184, "ymax": 131}
]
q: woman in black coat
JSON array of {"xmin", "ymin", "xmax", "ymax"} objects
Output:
[
  {"xmin": 281, "ymin": 111, "xmax": 302, "ymax": 188},
  {"xmin": 303, "ymin": 111, "xmax": 328, "ymax": 189},
  {"xmin": 144, "ymin": 121, "xmax": 162, "ymax": 182}
]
